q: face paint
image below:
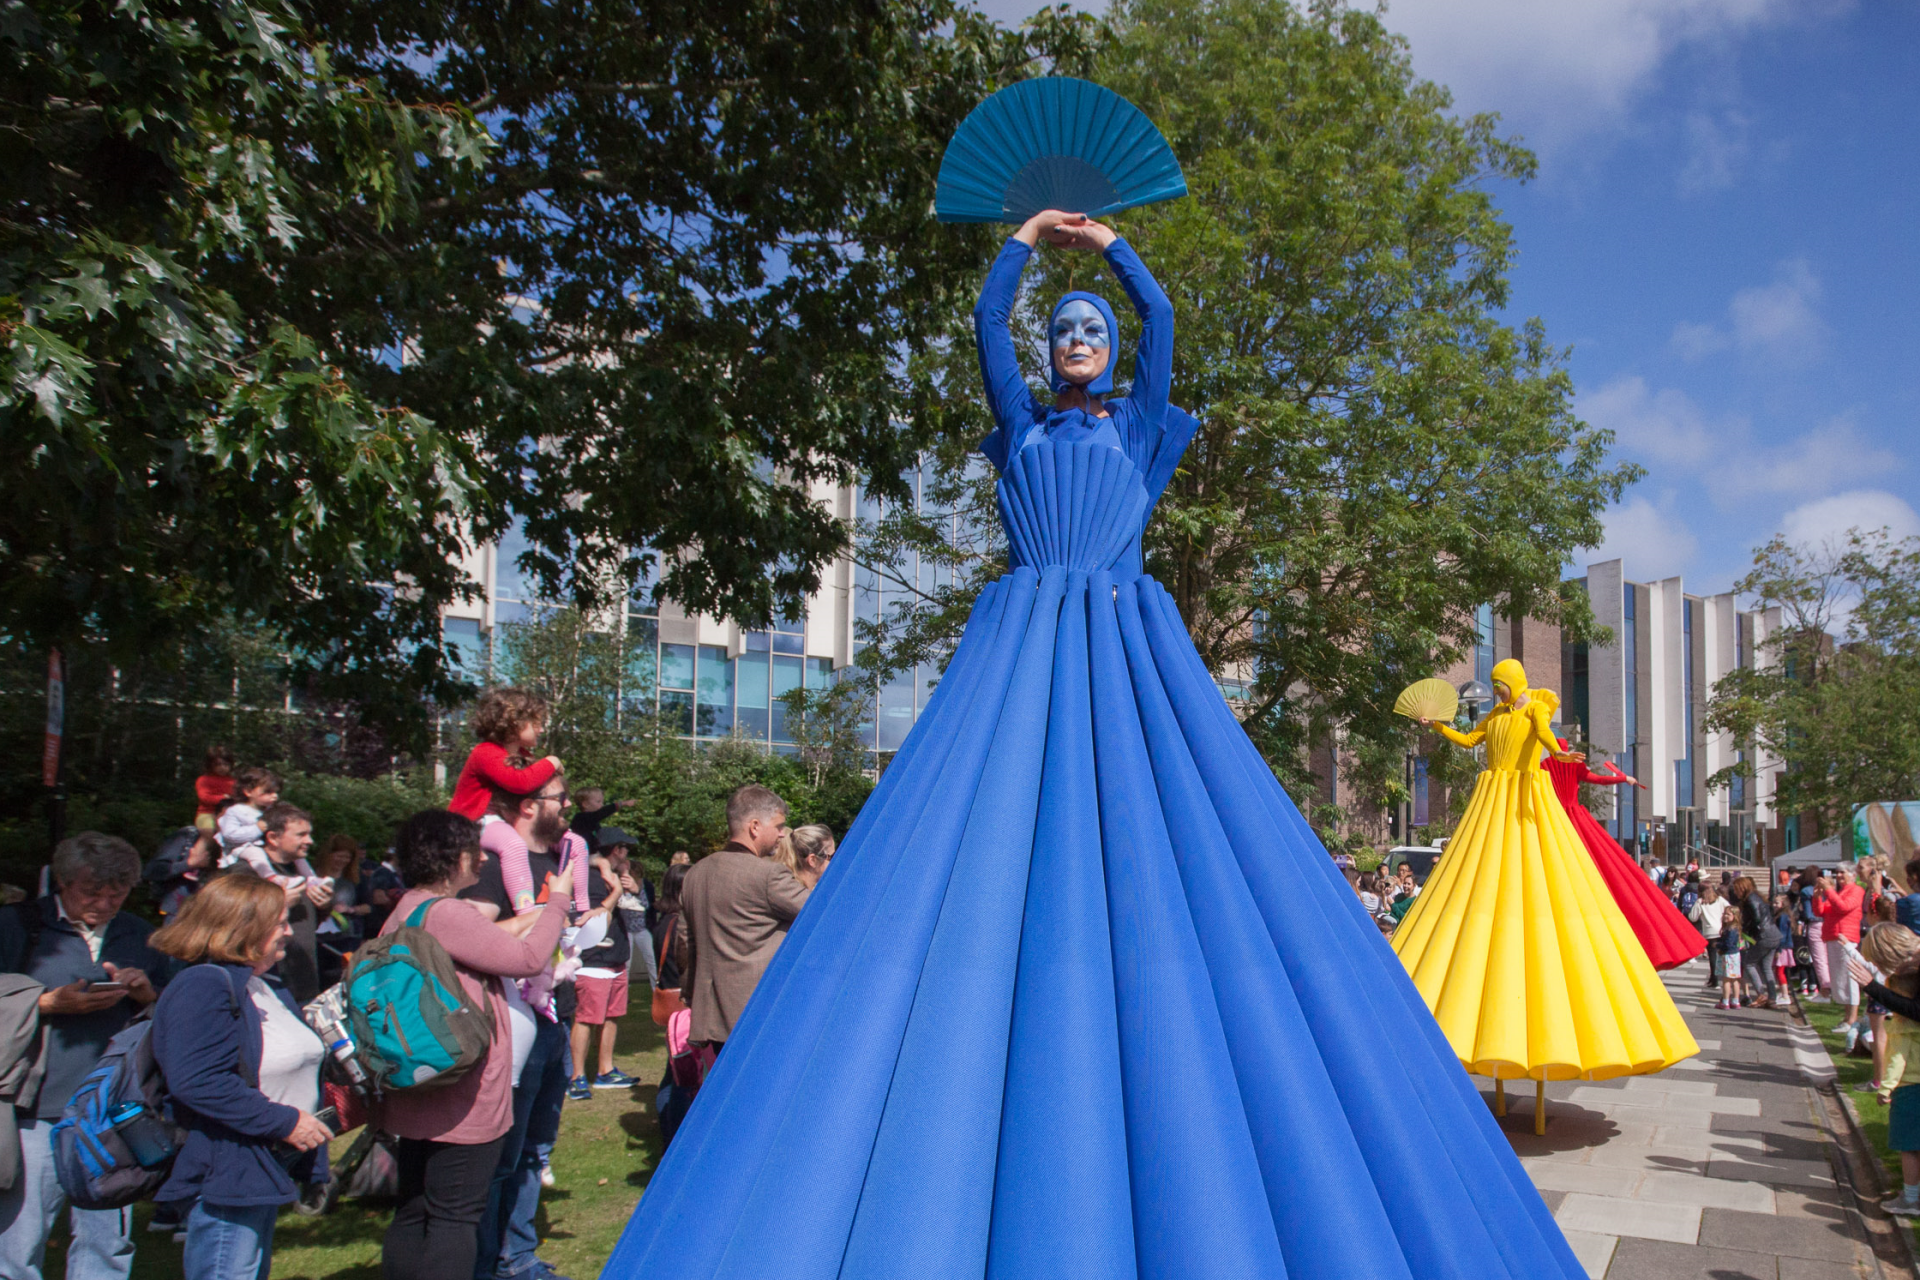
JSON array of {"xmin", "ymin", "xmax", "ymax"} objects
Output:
[
  {"xmin": 1047, "ymin": 291, "xmax": 1120, "ymax": 395},
  {"xmin": 1051, "ymin": 300, "xmax": 1111, "ymax": 386},
  {"xmin": 1052, "ymin": 300, "xmax": 1110, "ymax": 356}
]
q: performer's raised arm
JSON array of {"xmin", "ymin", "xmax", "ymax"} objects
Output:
[
  {"xmin": 1100, "ymin": 235, "xmax": 1173, "ymax": 440},
  {"xmin": 973, "ymin": 235, "xmax": 1042, "ymax": 455},
  {"xmin": 1583, "ymin": 762, "xmax": 1638, "ymax": 787}
]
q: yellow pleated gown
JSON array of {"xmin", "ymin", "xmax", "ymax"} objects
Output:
[{"xmin": 1392, "ymin": 661, "xmax": 1697, "ymax": 1081}]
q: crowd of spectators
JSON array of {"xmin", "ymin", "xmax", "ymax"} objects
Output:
[{"xmin": 0, "ymin": 716, "xmax": 822, "ymax": 1280}]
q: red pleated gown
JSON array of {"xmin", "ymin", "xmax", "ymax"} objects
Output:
[{"xmin": 1543, "ymin": 758, "xmax": 1706, "ymax": 971}]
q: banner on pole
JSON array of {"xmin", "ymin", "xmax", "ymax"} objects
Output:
[{"xmin": 42, "ymin": 650, "xmax": 62, "ymax": 788}]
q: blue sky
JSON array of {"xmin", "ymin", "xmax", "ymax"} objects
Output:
[{"xmin": 974, "ymin": 0, "xmax": 1919, "ymax": 595}]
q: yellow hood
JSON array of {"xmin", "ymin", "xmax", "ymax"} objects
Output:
[{"xmin": 1490, "ymin": 658, "xmax": 1528, "ymax": 701}]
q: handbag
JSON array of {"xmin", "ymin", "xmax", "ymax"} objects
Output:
[{"xmin": 650, "ymin": 918, "xmax": 687, "ymax": 1027}]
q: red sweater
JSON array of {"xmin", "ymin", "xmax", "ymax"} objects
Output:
[
  {"xmin": 1815, "ymin": 882, "xmax": 1864, "ymax": 944},
  {"xmin": 449, "ymin": 743, "xmax": 557, "ymax": 819},
  {"xmin": 193, "ymin": 774, "xmax": 235, "ymax": 817}
]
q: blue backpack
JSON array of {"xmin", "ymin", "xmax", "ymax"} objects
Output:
[
  {"xmin": 343, "ymin": 898, "xmax": 492, "ymax": 1091},
  {"xmin": 51, "ymin": 966, "xmax": 241, "ymax": 1209}
]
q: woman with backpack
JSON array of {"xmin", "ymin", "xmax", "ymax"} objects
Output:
[
  {"xmin": 1733, "ymin": 876, "xmax": 1781, "ymax": 1009},
  {"xmin": 377, "ymin": 810, "xmax": 571, "ymax": 1280},
  {"xmin": 148, "ymin": 872, "xmax": 333, "ymax": 1280}
]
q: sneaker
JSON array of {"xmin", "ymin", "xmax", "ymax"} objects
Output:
[
  {"xmin": 513, "ymin": 1260, "xmax": 575, "ymax": 1280},
  {"xmin": 146, "ymin": 1208, "xmax": 183, "ymax": 1233},
  {"xmin": 1882, "ymin": 1196, "xmax": 1920, "ymax": 1219},
  {"xmin": 592, "ymin": 1068, "xmax": 636, "ymax": 1089},
  {"xmin": 566, "ymin": 1076, "xmax": 592, "ymax": 1102},
  {"xmin": 539, "ymin": 1164, "xmax": 556, "ymax": 1189},
  {"xmin": 1855, "ymin": 1080, "xmax": 1884, "ymax": 1092},
  {"xmin": 1842, "ymin": 1022, "xmax": 1862, "ymax": 1052}
]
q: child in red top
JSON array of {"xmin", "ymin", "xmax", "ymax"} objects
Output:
[
  {"xmin": 451, "ymin": 687, "xmax": 585, "ymax": 913},
  {"xmin": 193, "ymin": 745, "xmax": 236, "ymax": 832},
  {"xmin": 449, "ymin": 687, "xmax": 563, "ymax": 819}
]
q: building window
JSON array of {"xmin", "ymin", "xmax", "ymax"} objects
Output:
[
  {"xmin": 659, "ymin": 644, "xmax": 695, "ymax": 734},
  {"xmin": 696, "ymin": 645, "xmax": 733, "ymax": 738},
  {"xmin": 737, "ymin": 644, "xmax": 771, "ymax": 741},
  {"xmin": 770, "ymin": 654, "xmax": 804, "ymax": 742},
  {"xmin": 443, "ymin": 618, "xmax": 488, "ymax": 685},
  {"xmin": 1474, "ymin": 603, "xmax": 1495, "ymax": 688}
]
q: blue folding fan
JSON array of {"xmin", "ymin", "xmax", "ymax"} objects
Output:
[{"xmin": 936, "ymin": 77, "xmax": 1187, "ymax": 224}]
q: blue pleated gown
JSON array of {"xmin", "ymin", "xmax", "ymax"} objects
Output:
[{"xmin": 600, "ymin": 238, "xmax": 1585, "ymax": 1280}]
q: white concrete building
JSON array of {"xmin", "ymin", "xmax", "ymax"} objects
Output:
[{"xmin": 1570, "ymin": 559, "xmax": 1786, "ymax": 863}]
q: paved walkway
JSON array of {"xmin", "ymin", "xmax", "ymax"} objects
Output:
[{"xmin": 1475, "ymin": 958, "xmax": 1916, "ymax": 1279}]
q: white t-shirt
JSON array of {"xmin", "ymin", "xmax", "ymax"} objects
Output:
[
  {"xmin": 1690, "ymin": 898, "xmax": 1731, "ymax": 940},
  {"xmin": 249, "ymin": 977, "xmax": 324, "ymax": 1112}
]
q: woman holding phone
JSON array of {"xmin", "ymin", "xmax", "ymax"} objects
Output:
[{"xmin": 149, "ymin": 873, "xmax": 331, "ymax": 1280}]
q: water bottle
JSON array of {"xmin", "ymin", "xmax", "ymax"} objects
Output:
[
  {"xmin": 108, "ymin": 1101, "xmax": 177, "ymax": 1169},
  {"xmin": 318, "ymin": 1014, "xmax": 368, "ymax": 1087}
]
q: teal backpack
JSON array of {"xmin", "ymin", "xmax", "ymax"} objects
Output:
[{"xmin": 344, "ymin": 899, "xmax": 493, "ymax": 1090}]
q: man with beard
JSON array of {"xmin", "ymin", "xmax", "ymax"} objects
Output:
[{"xmin": 462, "ymin": 777, "xmax": 582, "ymax": 1280}]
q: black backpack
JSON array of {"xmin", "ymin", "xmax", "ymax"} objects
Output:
[{"xmin": 143, "ymin": 829, "xmax": 199, "ymax": 901}]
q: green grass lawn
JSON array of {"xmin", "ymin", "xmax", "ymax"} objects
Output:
[
  {"xmin": 49, "ymin": 1014, "xmax": 670, "ymax": 1280},
  {"xmin": 1799, "ymin": 996, "xmax": 1919, "ymax": 1248}
]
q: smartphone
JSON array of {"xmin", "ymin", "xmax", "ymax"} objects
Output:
[
  {"xmin": 86, "ymin": 981, "xmax": 128, "ymax": 994},
  {"xmin": 312, "ymin": 1105, "xmax": 340, "ymax": 1132}
]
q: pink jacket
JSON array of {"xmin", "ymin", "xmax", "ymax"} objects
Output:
[
  {"xmin": 1815, "ymin": 882, "xmax": 1864, "ymax": 944},
  {"xmin": 374, "ymin": 890, "xmax": 567, "ymax": 1144}
]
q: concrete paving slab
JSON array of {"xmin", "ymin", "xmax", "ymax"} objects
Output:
[
  {"xmin": 1584, "ymin": 1144, "xmax": 1709, "ymax": 1175},
  {"xmin": 1555, "ymin": 1191, "xmax": 1702, "ymax": 1243},
  {"xmin": 1635, "ymin": 1168, "xmax": 1775, "ymax": 1213},
  {"xmin": 1558, "ymin": 1229, "xmax": 1617, "ymax": 1280},
  {"xmin": 1525, "ymin": 1160, "xmax": 1647, "ymax": 1197},
  {"xmin": 1696, "ymin": 1207, "xmax": 1855, "ymax": 1262},
  {"xmin": 1706, "ymin": 1154, "xmax": 1838, "ymax": 1189},
  {"xmin": 1770, "ymin": 1186, "xmax": 1849, "ymax": 1223},
  {"xmin": 1621, "ymin": 1076, "xmax": 1723, "ymax": 1097},
  {"xmin": 1602, "ymin": 1238, "xmax": 1776, "ymax": 1279},
  {"xmin": 1775, "ymin": 1258, "xmax": 1858, "ymax": 1280}
]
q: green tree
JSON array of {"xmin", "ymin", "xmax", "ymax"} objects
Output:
[
  {"xmin": 5, "ymin": 0, "xmax": 1092, "ymax": 750},
  {"xmin": 1706, "ymin": 529, "xmax": 1920, "ymax": 833},
  {"xmin": 3, "ymin": 0, "xmax": 493, "ymax": 737},
  {"xmin": 308, "ymin": 1, "xmax": 1091, "ymax": 629},
  {"xmin": 866, "ymin": 0, "xmax": 1636, "ymax": 837}
]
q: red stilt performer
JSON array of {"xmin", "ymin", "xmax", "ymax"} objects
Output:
[{"xmin": 1544, "ymin": 740, "xmax": 1706, "ymax": 971}]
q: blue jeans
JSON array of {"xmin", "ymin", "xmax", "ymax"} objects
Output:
[
  {"xmin": 181, "ymin": 1202, "xmax": 277, "ymax": 1280},
  {"xmin": 475, "ymin": 1016, "xmax": 569, "ymax": 1280},
  {"xmin": 0, "ymin": 1118, "xmax": 134, "ymax": 1280}
]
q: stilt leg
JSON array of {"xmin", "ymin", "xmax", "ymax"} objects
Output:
[
  {"xmin": 1494, "ymin": 1077, "xmax": 1506, "ymax": 1117},
  {"xmin": 1535, "ymin": 1077, "xmax": 1547, "ymax": 1136}
]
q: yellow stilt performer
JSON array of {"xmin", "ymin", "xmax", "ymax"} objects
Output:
[{"xmin": 1393, "ymin": 659, "xmax": 1697, "ymax": 1120}]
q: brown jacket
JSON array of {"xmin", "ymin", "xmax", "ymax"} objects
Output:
[{"xmin": 681, "ymin": 843, "xmax": 810, "ymax": 1043}]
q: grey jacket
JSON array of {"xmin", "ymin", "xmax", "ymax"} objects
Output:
[{"xmin": 0, "ymin": 975, "xmax": 45, "ymax": 1189}]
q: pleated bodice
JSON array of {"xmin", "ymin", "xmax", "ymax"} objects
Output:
[
  {"xmin": 998, "ymin": 433, "xmax": 1150, "ymax": 575},
  {"xmin": 1478, "ymin": 705, "xmax": 1553, "ymax": 773}
]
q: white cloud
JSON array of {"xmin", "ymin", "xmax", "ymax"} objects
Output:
[
  {"xmin": 1585, "ymin": 494, "xmax": 1700, "ymax": 580},
  {"xmin": 1670, "ymin": 321, "xmax": 1730, "ymax": 361},
  {"xmin": 1777, "ymin": 490, "xmax": 1920, "ymax": 550},
  {"xmin": 1578, "ymin": 376, "xmax": 1901, "ymax": 508},
  {"xmin": 1677, "ymin": 108, "xmax": 1751, "ymax": 195},
  {"xmin": 1578, "ymin": 375, "xmax": 1727, "ymax": 470},
  {"xmin": 1669, "ymin": 259, "xmax": 1824, "ymax": 363},
  {"xmin": 1727, "ymin": 259, "xmax": 1823, "ymax": 355},
  {"xmin": 1380, "ymin": 0, "xmax": 1807, "ymax": 152}
]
